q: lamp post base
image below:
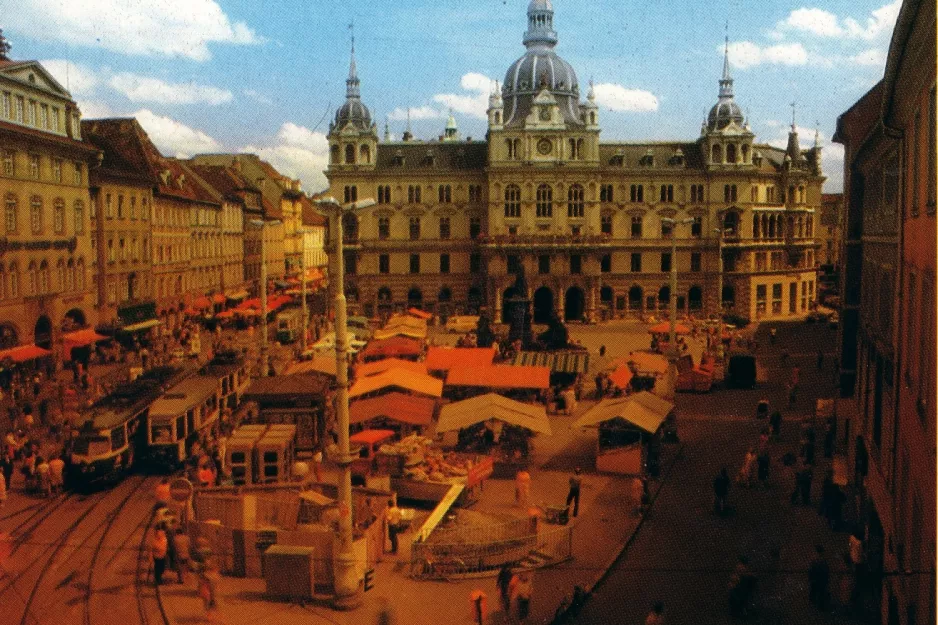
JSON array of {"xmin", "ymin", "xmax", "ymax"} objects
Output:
[{"xmin": 332, "ymin": 550, "xmax": 363, "ymax": 611}]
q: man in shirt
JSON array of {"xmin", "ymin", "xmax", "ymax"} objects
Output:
[
  {"xmin": 384, "ymin": 499, "xmax": 402, "ymax": 554},
  {"xmin": 566, "ymin": 468, "xmax": 582, "ymax": 518}
]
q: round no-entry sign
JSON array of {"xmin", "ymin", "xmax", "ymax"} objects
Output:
[{"xmin": 169, "ymin": 478, "xmax": 193, "ymax": 503}]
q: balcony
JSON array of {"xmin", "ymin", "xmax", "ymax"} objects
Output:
[{"xmin": 479, "ymin": 233, "xmax": 614, "ymax": 250}]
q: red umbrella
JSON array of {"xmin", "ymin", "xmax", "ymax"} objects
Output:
[{"xmin": 648, "ymin": 321, "xmax": 691, "ymax": 335}]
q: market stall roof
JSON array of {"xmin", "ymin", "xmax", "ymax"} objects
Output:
[
  {"xmin": 446, "ymin": 365, "xmax": 550, "ymax": 390},
  {"xmin": 285, "ymin": 357, "xmax": 337, "ymax": 378},
  {"xmin": 122, "ymin": 319, "xmax": 160, "ymax": 332},
  {"xmin": 361, "ymin": 336, "xmax": 424, "ymax": 360},
  {"xmin": 215, "ymin": 311, "xmax": 234, "ymax": 319},
  {"xmin": 406, "ymin": 308, "xmax": 433, "ymax": 320},
  {"xmin": 62, "ymin": 328, "xmax": 107, "ymax": 347},
  {"xmin": 349, "ymin": 392, "xmax": 437, "ymax": 426},
  {"xmin": 243, "ymin": 374, "xmax": 330, "ymax": 400},
  {"xmin": 373, "ymin": 326, "xmax": 427, "ymax": 340},
  {"xmin": 627, "ymin": 351, "xmax": 670, "ymax": 376},
  {"xmin": 0, "ymin": 344, "xmax": 53, "ymax": 362},
  {"xmin": 425, "ymin": 346, "xmax": 496, "ymax": 372},
  {"xmin": 648, "ymin": 321, "xmax": 691, "ymax": 335},
  {"xmin": 226, "ymin": 289, "xmax": 249, "ymax": 300},
  {"xmin": 192, "ymin": 295, "xmax": 213, "ymax": 310},
  {"xmin": 349, "ymin": 368, "xmax": 443, "ymax": 399},
  {"xmin": 385, "ymin": 314, "xmax": 428, "ymax": 329},
  {"xmin": 349, "ymin": 429, "xmax": 396, "ymax": 445},
  {"xmin": 608, "ymin": 366, "xmax": 634, "ymax": 390},
  {"xmin": 212, "ymin": 294, "xmax": 227, "ymax": 304},
  {"xmin": 356, "ymin": 358, "xmax": 427, "ymax": 378},
  {"xmin": 573, "ymin": 391, "xmax": 674, "ymax": 432},
  {"xmin": 437, "ymin": 393, "xmax": 551, "ymax": 435},
  {"xmin": 510, "ymin": 350, "xmax": 589, "ymax": 374}
]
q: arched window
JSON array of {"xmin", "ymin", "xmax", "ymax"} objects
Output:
[
  {"xmin": 4, "ymin": 194, "xmax": 16, "ymax": 233},
  {"xmin": 762, "ymin": 214, "xmax": 768, "ymax": 239},
  {"xmin": 567, "ymin": 184, "xmax": 585, "ymax": 218},
  {"xmin": 723, "ymin": 212, "xmax": 739, "ymax": 236},
  {"xmin": 741, "ymin": 144, "xmax": 750, "ymax": 163},
  {"xmin": 30, "ymin": 196, "xmax": 43, "ymax": 233},
  {"xmin": 726, "ymin": 143, "xmax": 737, "ymax": 163},
  {"xmin": 797, "ymin": 216, "xmax": 804, "ymax": 238},
  {"xmin": 66, "ymin": 259, "xmax": 75, "ymax": 292},
  {"xmin": 53, "ymin": 199, "xmax": 65, "ymax": 234},
  {"xmin": 536, "ymin": 184, "xmax": 553, "ymax": 218},
  {"xmin": 344, "ymin": 144, "xmax": 355, "ymax": 164},
  {"xmin": 27, "ymin": 261, "xmax": 37, "ymax": 295},
  {"xmin": 768, "ymin": 215, "xmax": 776, "ymax": 238},
  {"xmin": 505, "ymin": 138, "xmax": 514, "ymax": 159},
  {"xmin": 8, "ymin": 263, "xmax": 18, "ymax": 298},
  {"xmin": 39, "ymin": 260, "xmax": 49, "ymax": 294},
  {"xmin": 805, "ymin": 216, "xmax": 813, "ymax": 237},
  {"xmin": 504, "ymin": 184, "xmax": 521, "ymax": 218},
  {"xmin": 711, "ymin": 144, "xmax": 723, "ymax": 164},
  {"xmin": 76, "ymin": 258, "xmax": 85, "ymax": 290},
  {"xmin": 360, "ymin": 144, "xmax": 371, "ymax": 164},
  {"xmin": 73, "ymin": 200, "xmax": 84, "ymax": 234},
  {"xmin": 56, "ymin": 259, "xmax": 66, "ymax": 290},
  {"xmin": 494, "ymin": 111, "xmax": 501, "ymax": 124},
  {"xmin": 0, "ymin": 266, "xmax": 5, "ymax": 299},
  {"xmin": 330, "ymin": 145, "xmax": 339, "ymax": 164},
  {"xmin": 752, "ymin": 214, "xmax": 760, "ymax": 239}
]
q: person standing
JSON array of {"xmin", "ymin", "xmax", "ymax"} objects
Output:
[
  {"xmin": 150, "ymin": 523, "xmax": 169, "ymax": 586},
  {"xmin": 566, "ymin": 468, "xmax": 582, "ymax": 518},
  {"xmin": 808, "ymin": 545, "xmax": 831, "ymax": 611},
  {"xmin": 509, "ymin": 570, "xmax": 533, "ymax": 621},
  {"xmin": 645, "ymin": 601, "xmax": 665, "ymax": 625},
  {"xmin": 713, "ymin": 467, "xmax": 730, "ymax": 514},
  {"xmin": 155, "ymin": 477, "xmax": 171, "ymax": 508},
  {"xmin": 515, "ymin": 470, "xmax": 531, "ymax": 508},
  {"xmin": 737, "ymin": 449, "xmax": 756, "ymax": 487},
  {"xmin": 384, "ymin": 499, "xmax": 401, "ymax": 555},
  {"xmin": 770, "ymin": 410, "xmax": 782, "ymax": 439},
  {"xmin": 496, "ymin": 564, "xmax": 513, "ymax": 615}
]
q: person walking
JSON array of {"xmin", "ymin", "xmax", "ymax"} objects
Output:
[
  {"xmin": 496, "ymin": 564, "xmax": 513, "ymax": 615},
  {"xmin": 566, "ymin": 468, "xmax": 582, "ymax": 518},
  {"xmin": 645, "ymin": 601, "xmax": 665, "ymax": 625},
  {"xmin": 384, "ymin": 499, "xmax": 401, "ymax": 555},
  {"xmin": 150, "ymin": 523, "xmax": 169, "ymax": 586},
  {"xmin": 736, "ymin": 449, "xmax": 756, "ymax": 487},
  {"xmin": 515, "ymin": 470, "xmax": 531, "ymax": 508},
  {"xmin": 770, "ymin": 410, "xmax": 782, "ymax": 439},
  {"xmin": 35, "ymin": 456, "xmax": 50, "ymax": 497},
  {"xmin": 713, "ymin": 467, "xmax": 730, "ymax": 515},
  {"xmin": 509, "ymin": 570, "xmax": 533, "ymax": 621},
  {"xmin": 808, "ymin": 545, "xmax": 831, "ymax": 611}
]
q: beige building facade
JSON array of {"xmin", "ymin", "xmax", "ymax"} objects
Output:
[
  {"xmin": 324, "ymin": 2, "xmax": 822, "ymax": 323},
  {"xmin": 0, "ymin": 59, "xmax": 99, "ymax": 350}
]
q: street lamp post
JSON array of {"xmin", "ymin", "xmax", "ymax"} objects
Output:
[
  {"xmin": 661, "ymin": 217, "xmax": 695, "ymax": 360},
  {"xmin": 715, "ymin": 227, "xmax": 725, "ymax": 319},
  {"xmin": 296, "ymin": 227, "xmax": 312, "ymax": 353},
  {"xmin": 250, "ymin": 219, "xmax": 281, "ymax": 377},
  {"xmin": 314, "ymin": 196, "xmax": 374, "ymax": 611}
]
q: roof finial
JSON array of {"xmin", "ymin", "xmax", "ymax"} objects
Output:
[
  {"xmin": 384, "ymin": 115, "xmax": 391, "ymax": 142},
  {"xmin": 719, "ymin": 23, "xmax": 734, "ymax": 99},
  {"xmin": 814, "ymin": 120, "xmax": 821, "ymax": 148},
  {"xmin": 790, "ymin": 101, "xmax": 797, "ymax": 129},
  {"xmin": 345, "ymin": 20, "xmax": 360, "ymax": 98}
]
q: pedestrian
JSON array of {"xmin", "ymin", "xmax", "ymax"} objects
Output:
[
  {"xmin": 769, "ymin": 327, "xmax": 777, "ymax": 344},
  {"xmin": 817, "ymin": 349, "xmax": 824, "ymax": 371},
  {"xmin": 515, "ymin": 470, "xmax": 531, "ymax": 508},
  {"xmin": 1, "ymin": 453, "xmax": 13, "ymax": 491},
  {"xmin": 496, "ymin": 564, "xmax": 513, "ymax": 614},
  {"xmin": 598, "ymin": 344, "xmax": 606, "ymax": 357},
  {"xmin": 713, "ymin": 467, "xmax": 730, "ymax": 514},
  {"xmin": 173, "ymin": 531, "xmax": 191, "ymax": 584},
  {"xmin": 566, "ymin": 468, "xmax": 582, "ymax": 518},
  {"xmin": 594, "ymin": 372, "xmax": 604, "ymax": 399},
  {"xmin": 808, "ymin": 545, "xmax": 830, "ymax": 611},
  {"xmin": 384, "ymin": 498, "xmax": 401, "ymax": 555},
  {"xmin": 312, "ymin": 448, "xmax": 323, "ymax": 482},
  {"xmin": 155, "ymin": 477, "xmax": 171, "ymax": 507},
  {"xmin": 150, "ymin": 523, "xmax": 168, "ymax": 586},
  {"xmin": 645, "ymin": 601, "xmax": 665, "ymax": 625},
  {"xmin": 736, "ymin": 448, "xmax": 755, "ymax": 487},
  {"xmin": 770, "ymin": 410, "xmax": 782, "ymax": 439},
  {"xmin": 509, "ymin": 570, "xmax": 533, "ymax": 621},
  {"xmin": 818, "ymin": 468, "xmax": 835, "ymax": 521},
  {"xmin": 35, "ymin": 456, "xmax": 50, "ymax": 497},
  {"xmin": 756, "ymin": 450, "xmax": 770, "ymax": 486}
]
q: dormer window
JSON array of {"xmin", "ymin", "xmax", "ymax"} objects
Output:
[
  {"xmin": 640, "ymin": 150, "xmax": 655, "ymax": 167},
  {"xmin": 669, "ymin": 148, "xmax": 684, "ymax": 167},
  {"xmin": 423, "ymin": 150, "xmax": 435, "ymax": 166},
  {"xmin": 392, "ymin": 150, "xmax": 405, "ymax": 166}
]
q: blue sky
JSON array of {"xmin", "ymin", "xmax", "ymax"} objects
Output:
[{"xmin": 1, "ymin": 0, "xmax": 901, "ymax": 192}]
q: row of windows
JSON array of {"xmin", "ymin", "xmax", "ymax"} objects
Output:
[
  {"xmin": 4, "ymin": 194, "xmax": 84, "ymax": 236},
  {"xmin": 100, "ymin": 192, "xmax": 151, "ymax": 221},
  {"xmin": 1, "ymin": 149, "xmax": 84, "ymax": 184},
  {"xmin": 0, "ymin": 258, "xmax": 86, "ymax": 300},
  {"xmin": 751, "ymin": 213, "xmax": 814, "ymax": 239},
  {"xmin": 331, "ymin": 143, "xmax": 372, "ymax": 165},
  {"xmin": 358, "ymin": 184, "xmax": 488, "ymax": 206},
  {"xmin": 373, "ymin": 215, "xmax": 482, "ymax": 241},
  {"xmin": 105, "ymin": 236, "xmax": 150, "ymax": 264},
  {"xmin": 0, "ymin": 91, "xmax": 63, "ymax": 134}
]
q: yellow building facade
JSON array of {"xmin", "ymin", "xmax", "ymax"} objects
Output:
[
  {"xmin": 0, "ymin": 59, "xmax": 99, "ymax": 350},
  {"xmin": 325, "ymin": 1, "xmax": 822, "ymax": 323}
]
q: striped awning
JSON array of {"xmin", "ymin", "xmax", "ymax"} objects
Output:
[{"xmin": 511, "ymin": 350, "xmax": 590, "ymax": 374}]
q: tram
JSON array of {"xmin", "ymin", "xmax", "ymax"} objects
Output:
[
  {"xmin": 147, "ymin": 376, "xmax": 221, "ymax": 468},
  {"xmin": 201, "ymin": 349, "xmax": 250, "ymax": 411},
  {"xmin": 70, "ymin": 366, "xmax": 192, "ymax": 485}
]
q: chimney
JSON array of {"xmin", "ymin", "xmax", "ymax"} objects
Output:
[{"xmin": 232, "ymin": 157, "xmax": 242, "ymax": 172}]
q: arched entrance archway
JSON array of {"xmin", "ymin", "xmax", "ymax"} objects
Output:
[
  {"xmin": 564, "ymin": 287, "xmax": 585, "ymax": 322},
  {"xmin": 600, "ymin": 286, "xmax": 613, "ymax": 305},
  {"xmin": 467, "ymin": 287, "xmax": 482, "ymax": 315},
  {"xmin": 64, "ymin": 308, "xmax": 86, "ymax": 329},
  {"xmin": 501, "ymin": 287, "xmax": 520, "ymax": 323},
  {"xmin": 721, "ymin": 285, "xmax": 736, "ymax": 309},
  {"xmin": 688, "ymin": 286, "xmax": 703, "ymax": 311},
  {"xmin": 438, "ymin": 287, "xmax": 452, "ymax": 303},
  {"xmin": 657, "ymin": 286, "xmax": 671, "ymax": 311},
  {"xmin": 628, "ymin": 285, "xmax": 643, "ymax": 311},
  {"xmin": 533, "ymin": 287, "xmax": 554, "ymax": 324},
  {"xmin": 407, "ymin": 287, "xmax": 423, "ymax": 310},
  {"xmin": 34, "ymin": 315, "xmax": 52, "ymax": 349}
]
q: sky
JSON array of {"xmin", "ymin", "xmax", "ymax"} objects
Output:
[{"xmin": 0, "ymin": 0, "xmax": 903, "ymax": 193}]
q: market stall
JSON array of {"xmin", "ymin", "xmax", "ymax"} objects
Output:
[
  {"xmin": 424, "ymin": 346, "xmax": 496, "ymax": 378},
  {"xmin": 355, "ymin": 358, "xmax": 427, "ymax": 378},
  {"xmin": 349, "ymin": 392, "xmax": 437, "ymax": 436},
  {"xmin": 573, "ymin": 391, "xmax": 674, "ymax": 476},
  {"xmin": 62, "ymin": 328, "xmax": 108, "ymax": 363},
  {"xmin": 436, "ymin": 393, "xmax": 550, "ymax": 475},
  {"xmin": 360, "ymin": 336, "xmax": 424, "ymax": 362},
  {"xmin": 348, "ymin": 367, "xmax": 443, "ymax": 400},
  {"xmin": 445, "ymin": 365, "xmax": 550, "ymax": 401}
]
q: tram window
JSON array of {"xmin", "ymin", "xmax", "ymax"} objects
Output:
[
  {"xmin": 231, "ymin": 452, "xmax": 246, "ymax": 463},
  {"xmin": 110, "ymin": 426, "xmax": 126, "ymax": 450},
  {"xmin": 263, "ymin": 452, "xmax": 277, "ymax": 463},
  {"xmin": 232, "ymin": 466, "xmax": 246, "ymax": 480},
  {"xmin": 187, "ymin": 409, "xmax": 195, "ymax": 435},
  {"xmin": 264, "ymin": 465, "xmax": 278, "ymax": 477},
  {"xmin": 175, "ymin": 416, "xmax": 185, "ymax": 441},
  {"xmin": 152, "ymin": 423, "xmax": 174, "ymax": 444}
]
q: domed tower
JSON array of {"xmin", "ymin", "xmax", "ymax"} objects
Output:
[
  {"xmin": 328, "ymin": 36, "xmax": 378, "ymax": 170},
  {"xmin": 701, "ymin": 37, "xmax": 754, "ymax": 169},
  {"xmin": 490, "ymin": 0, "xmax": 598, "ymax": 165}
]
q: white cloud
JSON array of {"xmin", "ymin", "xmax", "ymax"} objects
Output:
[
  {"xmin": 243, "ymin": 89, "xmax": 273, "ymax": 105},
  {"xmin": 432, "ymin": 71, "xmax": 492, "ymax": 119},
  {"xmin": 40, "ymin": 59, "xmax": 101, "ymax": 97},
  {"xmin": 725, "ymin": 41, "xmax": 809, "ymax": 69},
  {"xmin": 109, "ymin": 73, "xmax": 232, "ymax": 105},
  {"xmin": 777, "ymin": 0, "xmax": 901, "ymax": 41},
  {"xmin": 591, "ymin": 83, "xmax": 659, "ymax": 112},
  {"xmin": 133, "ymin": 109, "xmax": 222, "ymax": 157},
  {"xmin": 850, "ymin": 47, "xmax": 888, "ymax": 66},
  {"xmin": 388, "ymin": 106, "xmax": 446, "ymax": 121},
  {"xmin": 77, "ymin": 100, "xmax": 115, "ymax": 119},
  {"xmin": 8, "ymin": 0, "xmax": 261, "ymax": 61},
  {"xmin": 242, "ymin": 123, "xmax": 330, "ymax": 192}
]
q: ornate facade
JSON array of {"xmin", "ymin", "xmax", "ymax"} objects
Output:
[
  {"xmin": 0, "ymin": 59, "xmax": 98, "ymax": 350},
  {"xmin": 324, "ymin": 0, "xmax": 823, "ymax": 323}
]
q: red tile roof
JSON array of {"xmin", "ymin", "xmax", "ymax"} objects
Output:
[{"xmin": 0, "ymin": 119, "xmax": 98, "ymax": 154}]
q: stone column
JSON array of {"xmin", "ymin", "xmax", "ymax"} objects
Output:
[{"xmin": 586, "ymin": 279, "xmax": 597, "ymax": 324}]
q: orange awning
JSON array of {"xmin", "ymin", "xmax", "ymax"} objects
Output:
[
  {"xmin": 349, "ymin": 368, "xmax": 443, "ymax": 399},
  {"xmin": 425, "ymin": 347, "xmax": 496, "ymax": 372},
  {"xmin": 193, "ymin": 296, "xmax": 213, "ymax": 310},
  {"xmin": 446, "ymin": 365, "xmax": 550, "ymax": 390},
  {"xmin": 285, "ymin": 357, "xmax": 338, "ymax": 377},
  {"xmin": 349, "ymin": 429, "xmax": 396, "ymax": 446},
  {"xmin": 356, "ymin": 358, "xmax": 427, "ymax": 378},
  {"xmin": 648, "ymin": 321, "xmax": 691, "ymax": 335},
  {"xmin": 628, "ymin": 351, "xmax": 670, "ymax": 376},
  {"xmin": 212, "ymin": 294, "xmax": 227, "ymax": 304},
  {"xmin": 407, "ymin": 308, "xmax": 433, "ymax": 320},
  {"xmin": 0, "ymin": 345, "xmax": 53, "ymax": 363},
  {"xmin": 349, "ymin": 392, "xmax": 437, "ymax": 426},
  {"xmin": 215, "ymin": 311, "xmax": 234, "ymax": 319},
  {"xmin": 361, "ymin": 336, "xmax": 424, "ymax": 361},
  {"xmin": 608, "ymin": 366, "xmax": 634, "ymax": 390},
  {"xmin": 62, "ymin": 328, "xmax": 107, "ymax": 347}
]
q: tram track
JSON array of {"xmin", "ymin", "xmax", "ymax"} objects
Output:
[
  {"xmin": 10, "ymin": 475, "xmax": 147, "ymax": 625},
  {"xmin": 3, "ymin": 494, "xmax": 72, "ymax": 551},
  {"xmin": 134, "ymin": 505, "xmax": 171, "ymax": 625},
  {"xmin": 0, "ymin": 500, "xmax": 47, "ymax": 523}
]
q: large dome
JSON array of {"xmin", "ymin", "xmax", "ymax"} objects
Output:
[
  {"xmin": 708, "ymin": 100, "xmax": 744, "ymax": 130},
  {"xmin": 335, "ymin": 98, "xmax": 372, "ymax": 131}
]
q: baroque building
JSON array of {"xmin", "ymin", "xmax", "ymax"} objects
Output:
[
  {"xmin": 324, "ymin": 0, "xmax": 823, "ymax": 323},
  {"xmin": 0, "ymin": 58, "xmax": 98, "ymax": 351}
]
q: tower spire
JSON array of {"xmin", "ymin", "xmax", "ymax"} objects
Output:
[
  {"xmin": 719, "ymin": 25, "xmax": 733, "ymax": 98},
  {"xmin": 346, "ymin": 21, "xmax": 360, "ymax": 99},
  {"xmin": 523, "ymin": 0, "xmax": 558, "ymax": 49}
]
